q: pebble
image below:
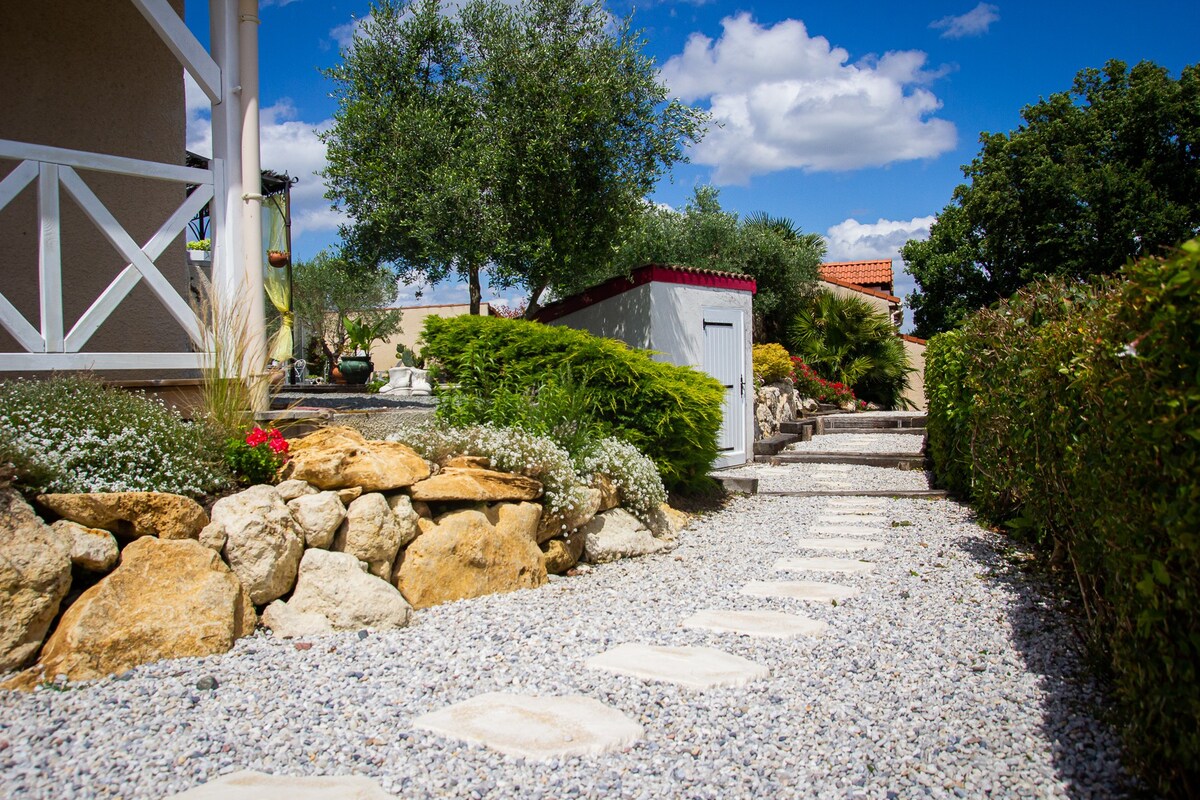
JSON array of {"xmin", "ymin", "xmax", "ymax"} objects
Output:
[{"xmin": 0, "ymin": 433, "xmax": 1141, "ymax": 799}]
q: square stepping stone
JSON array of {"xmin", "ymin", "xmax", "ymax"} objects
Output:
[
  {"xmin": 742, "ymin": 580, "xmax": 861, "ymax": 602},
  {"xmin": 585, "ymin": 643, "xmax": 769, "ymax": 688},
  {"xmin": 791, "ymin": 536, "xmax": 883, "ymax": 552},
  {"xmin": 816, "ymin": 514, "xmax": 886, "ymax": 526},
  {"xmin": 682, "ymin": 608, "xmax": 828, "ymax": 639},
  {"xmin": 825, "ymin": 498, "xmax": 886, "ymax": 510},
  {"xmin": 166, "ymin": 770, "xmax": 392, "ymax": 799},
  {"xmin": 412, "ymin": 692, "xmax": 643, "ymax": 759},
  {"xmin": 774, "ymin": 556, "xmax": 875, "ymax": 574},
  {"xmin": 811, "ymin": 524, "xmax": 884, "ymax": 537}
]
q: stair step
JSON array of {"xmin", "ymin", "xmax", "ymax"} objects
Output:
[
  {"xmin": 759, "ymin": 452, "xmax": 929, "ymax": 470},
  {"xmin": 753, "ymin": 433, "xmax": 800, "ymax": 456},
  {"xmin": 823, "ymin": 415, "xmax": 927, "ymax": 430},
  {"xmin": 779, "ymin": 420, "xmax": 817, "ymax": 439}
]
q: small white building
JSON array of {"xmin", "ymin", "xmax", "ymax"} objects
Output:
[{"xmin": 535, "ymin": 264, "xmax": 756, "ymax": 469}]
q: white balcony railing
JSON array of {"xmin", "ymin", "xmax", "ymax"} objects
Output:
[{"xmin": 0, "ymin": 138, "xmax": 219, "ymax": 370}]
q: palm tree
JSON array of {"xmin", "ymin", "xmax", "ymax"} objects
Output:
[{"xmin": 788, "ymin": 291, "xmax": 915, "ymax": 409}]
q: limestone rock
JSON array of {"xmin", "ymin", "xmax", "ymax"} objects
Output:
[
  {"xmin": 647, "ymin": 503, "xmax": 691, "ymax": 541},
  {"xmin": 593, "ymin": 474, "xmax": 621, "ymax": 512},
  {"xmin": 541, "ymin": 528, "xmax": 586, "ymax": 574},
  {"xmin": 444, "ymin": 455, "xmax": 491, "ymax": 469},
  {"xmin": 396, "ymin": 502, "xmax": 546, "ymax": 609},
  {"xmin": 386, "ymin": 494, "xmax": 421, "ymax": 546},
  {"xmin": 0, "ymin": 488, "xmax": 72, "ymax": 672},
  {"xmin": 754, "ymin": 380, "xmax": 798, "ymax": 440},
  {"xmin": 2, "ymin": 537, "xmax": 255, "ymax": 689},
  {"xmin": 281, "ymin": 427, "xmax": 430, "ymax": 492},
  {"xmin": 51, "ymin": 520, "xmax": 118, "ymax": 572},
  {"xmin": 199, "ymin": 524, "xmax": 226, "ymax": 553},
  {"xmin": 581, "ymin": 509, "xmax": 669, "ymax": 564},
  {"xmin": 203, "ymin": 485, "xmax": 303, "ymax": 605},
  {"xmin": 408, "ymin": 467, "xmax": 542, "ymax": 503},
  {"xmin": 273, "ymin": 479, "xmax": 317, "ymax": 502},
  {"xmin": 333, "ymin": 493, "xmax": 407, "ymax": 579},
  {"xmin": 536, "ymin": 486, "xmax": 601, "ymax": 543},
  {"xmin": 287, "ymin": 492, "xmax": 346, "ymax": 550},
  {"xmin": 260, "ymin": 599, "xmax": 334, "ymax": 639},
  {"xmin": 36, "ymin": 491, "xmax": 208, "ymax": 540},
  {"xmin": 411, "ymin": 500, "xmax": 432, "ymax": 519},
  {"xmin": 337, "ymin": 486, "xmax": 363, "ymax": 505},
  {"xmin": 286, "ymin": 549, "xmax": 411, "ymax": 631}
]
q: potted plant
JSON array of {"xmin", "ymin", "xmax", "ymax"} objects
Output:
[
  {"xmin": 338, "ymin": 316, "xmax": 387, "ymax": 385},
  {"xmin": 267, "ymin": 250, "xmax": 290, "ymax": 267},
  {"xmin": 187, "ymin": 239, "xmax": 211, "ymax": 263}
]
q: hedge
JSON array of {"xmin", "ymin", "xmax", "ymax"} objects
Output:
[
  {"xmin": 421, "ymin": 314, "xmax": 725, "ymax": 492},
  {"xmin": 923, "ymin": 241, "xmax": 1200, "ymax": 797}
]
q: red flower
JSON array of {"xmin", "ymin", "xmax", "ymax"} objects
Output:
[
  {"xmin": 268, "ymin": 437, "xmax": 289, "ymax": 455},
  {"xmin": 245, "ymin": 427, "xmax": 268, "ymax": 447}
]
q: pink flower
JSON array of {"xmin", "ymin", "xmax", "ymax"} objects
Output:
[{"xmin": 268, "ymin": 437, "xmax": 289, "ymax": 455}]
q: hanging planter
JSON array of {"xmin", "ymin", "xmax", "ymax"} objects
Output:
[{"xmin": 267, "ymin": 250, "xmax": 290, "ymax": 268}]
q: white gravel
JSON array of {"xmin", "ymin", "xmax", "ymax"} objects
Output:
[
  {"xmin": 785, "ymin": 433, "xmax": 926, "ymax": 455},
  {"xmin": 721, "ymin": 462, "xmax": 931, "ymax": 493},
  {"xmin": 0, "ymin": 460, "xmax": 1140, "ymax": 799}
]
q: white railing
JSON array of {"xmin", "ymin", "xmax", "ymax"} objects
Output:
[{"xmin": 0, "ymin": 139, "xmax": 221, "ymax": 370}]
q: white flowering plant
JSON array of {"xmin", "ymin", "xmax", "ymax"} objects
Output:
[
  {"xmin": 575, "ymin": 436, "xmax": 667, "ymax": 521},
  {"xmin": 0, "ymin": 376, "xmax": 229, "ymax": 496}
]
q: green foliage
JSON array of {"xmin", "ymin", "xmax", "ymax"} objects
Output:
[
  {"xmin": 905, "ymin": 59, "xmax": 1200, "ymax": 337},
  {"xmin": 223, "ymin": 434, "xmax": 286, "ymax": 485},
  {"xmin": 322, "ymin": 0, "xmax": 706, "ymax": 315},
  {"xmin": 291, "ymin": 249, "xmax": 401, "ymax": 368},
  {"xmin": 186, "ymin": 239, "xmax": 211, "ymax": 251},
  {"xmin": 923, "ymin": 242, "xmax": 1200, "ymax": 795},
  {"xmin": 600, "ymin": 186, "xmax": 824, "ymax": 342},
  {"xmin": 0, "ymin": 376, "xmax": 228, "ymax": 496},
  {"xmin": 343, "ymin": 313, "xmax": 401, "ymax": 356},
  {"xmin": 752, "ymin": 343, "xmax": 794, "ymax": 384},
  {"xmin": 574, "ymin": 436, "xmax": 666, "ymax": 521},
  {"xmin": 788, "ymin": 291, "xmax": 914, "ymax": 409},
  {"xmin": 422, "ymin": 314, "xmax": 724, "ymax": 491},
  {"xmin": 790, "ymin": 357, "xmax": 858, "ymax": 407}
]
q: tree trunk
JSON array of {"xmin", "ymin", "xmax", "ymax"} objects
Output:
[
  {"xmin": 523, "ymin": 283, "xmax": 547, "ymax": 320},
  {"xmin": 468, "ymin": 265, "xmax": 482, "ymax": 315}
]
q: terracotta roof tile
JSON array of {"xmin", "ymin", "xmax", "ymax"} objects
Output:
[
  {"xmin": 820, "ymin": 277, "xmax": 901, "ymax": 304},
  {"xmin": 819, "ymin": 260, "xmax": 894, "ymax": 286}
]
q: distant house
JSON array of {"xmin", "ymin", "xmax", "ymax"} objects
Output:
[
  {"xmin": 535, "ymin": 264, "xmax": 756, "ymax": 469},
  {"xmin": 817, "ymin": 259, "xmax": 925, "ymax": 410},
  {"xmin": 369, "ymin": 303, "xmax": 492, "ymax": 370}
]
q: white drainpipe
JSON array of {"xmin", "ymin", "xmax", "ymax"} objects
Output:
[{"xmin": 238, "ymin": 0, "xmax": 267, "ymax": 409}]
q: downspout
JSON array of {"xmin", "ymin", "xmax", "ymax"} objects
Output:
[{"xmin": 239, "ymin": 0, "xmax": 267, "ymax": 410}]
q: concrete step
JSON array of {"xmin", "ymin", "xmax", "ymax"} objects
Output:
[
  {"xmin": 758, "ymin": 489, "xmax": 949, "ymax": 498},
  {"xmin": 822, "ymin": 414, "xmax": 927, "ymax": 430},
  {"xmin": 759, "ymin": 452, "xmax": 929, "ymax": 470},
  {"xmin": 753, "ymin": 433, "xmax": 800, "ymax": 456}
]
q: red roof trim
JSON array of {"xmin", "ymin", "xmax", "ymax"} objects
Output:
[
  {"xmin": 820, "ymin": 277, "xmax": 901, "ymax": 304},
  {"xmin": 535, "ymin": 264, "xmax": 756, "ymax": 323},
  {"xmin": 899, "ymin": 333, "xmax": 927, "ymax": 345}
]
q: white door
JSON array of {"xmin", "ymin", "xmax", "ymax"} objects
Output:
[{"xmin": 703, "ymin": 307, "xmax": 746, "ymax": 468}]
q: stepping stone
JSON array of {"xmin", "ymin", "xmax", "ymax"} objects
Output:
[
  {"xmin": 811, "ymin": 524, "xmax": 885, "ymax": 537},
  {"xmin": 774, "ymin": 556, "xmax": 875, "ymax": 574},
  {"xmin": 825, "ymin": 497, "xmax": 886, "ymax": 508},
  {"xmin": 816, "ymin": 514, "xmax": 886, "ymax": 526},
  {"xmin": 585, "ymin": 643, "xmax": 769, "ymax": 688},
  {"xmin": 812, "ymin": 481, "xmax": 853, "ymax": 489},
  {"xmin": 682, "ymin": 608, "xmax": 828, "ymax": 638},
  {"xmin": 812, "ymin": 464, "xmax": 853, "ymax": 471},
  {"xmin": 791, "ymin": 537, "xmax": 884, "ymax": 552},
  {"xmin": 166, "ymin": 770, "xmax": 391, "ymax": 799},
  {"xmin": 412, "ymin": 692, "xmax": 643, "ymax": 759},
  {"xmin": 742, "ymin": 580, "xmax": 861, "ymax": 602}
]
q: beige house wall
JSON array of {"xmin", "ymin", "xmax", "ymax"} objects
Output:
[
  {"xmin": 901, "ymin": 337, "xmax": 927, "ymax": 411},
  {"xmin": 368, "ymin": 303, "xmax": 491, "ymax": 370},
  {"xmin": 0, "ymin": 1, "xmax": 189, "ymax": 375}
]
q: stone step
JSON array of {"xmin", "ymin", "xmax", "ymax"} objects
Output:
[
  {"xmin": 759, "ymin": 489, "xmax": 949, "ymax": 498},
  {"xmin": 682, "ymin": 609, "xmax": 828, "ymax": 638},
  {"xmin": 761, "ymin": 452, "xmax": 929, "ymax": 470},
  {"xmin": 822, "ymin": 415, "xmax": 927, "ymax": 430},
  {"xmin": 742, "ymin": 580, "xmax": 861, "ymax": 602},
  {"xmin": 789, "ymin": 537, "xmax": 884, "ymax": 552},
  {"xmin": 585, "ymin": 643, "xmax": 770, "ymax": 689},
  {"xmin": 778, "ymin": 419, "xmax": 817, "ymax": 439},
  {"xmin": 774, "ymin": 557, "xmax": 875, "ymax": 575},
  {"xmin": 753, "ymin": 433, "xmax": 801, "ymax": 456}
]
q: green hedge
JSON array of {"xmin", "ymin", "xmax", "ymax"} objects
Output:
[
  {"xmin": 924, "ymin": 241, "xmax": 1200, "ymax": 797},
  {"xmin": 421, "ymin": 314, "xmax": 725, "ymax": 492}
]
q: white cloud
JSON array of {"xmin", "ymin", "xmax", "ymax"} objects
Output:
[
  {"xmin": 330, "ymin": 16, "xmax": 369, "ymax": 49},
  {"xmin": 660, "ymin": 14, "xmax": 957, "ymax": 183},
  {"xmin": 824, "ymin": 215, "xmax": 935, "ymax": 309},
  {"xmin": 930, "ymin": 3, "xmax": 1000, "ymax": 39}
]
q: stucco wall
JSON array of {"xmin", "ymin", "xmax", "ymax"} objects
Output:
[
  {"xmin": 0, "ymin": 1, "xmax": 189, "ymax": 373},
  {"xmin": 368, "ymin": 303, "xmax": 491, "ymax": 370},
  {"xmin": 901, "ymin": 337, "xmax": 927, "ymax": 411},
  {"xmin": 545, "ymin": 285, "xmax": 654, "ymax": 352}
]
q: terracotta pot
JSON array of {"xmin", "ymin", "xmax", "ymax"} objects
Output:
[
  {"xmin": 330, "ymin": 365, "xmax": 347, "ymax": 385},
  {"xmin": 267, "ymin": 250, "xmax": 290, "ymax": 267}
]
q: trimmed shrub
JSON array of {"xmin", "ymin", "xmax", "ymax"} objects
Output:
[
  {"xmin": 752, "ymin": 343, "xmax": 794, "ymax": 384},
  {"xmin": 0, "ymin": 375, "xmax": 228, "ymax": 496},
  {"xmin": 421, "ymin": 315, "xmax": 724, "ymax": 492},
  {"xmin": 923, "ymin": 241, "xmax": 1200, "ymax": 796}
]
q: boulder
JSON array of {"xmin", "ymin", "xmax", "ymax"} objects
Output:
[
  {"xmin": 337, "ymin": 486, "xmax": 363, "ymax": 505},
  {"xmin": 593, "ymin": 474, "xmax": 621, "ymax": 512},
  {"xmin": 535, "ymin": 486, "xmax": 602, "ymax": 543},
  {"xmin": 541, "ymin": 528, "xmax": 587, "ymax": 574},
  {"xmin": 0, "ymin": 488, "xmax": 72, "ymax": 672},
  {"xmin": 273, "ymin": 479, "xmax": 318, "ymax": 502},
  {"xmin": 332, "ymin": 493, "xmax": 410, "ymax": 580},
  {"xmin": 647, "ymin": 504, "xmax": 691, "ymax": 541},
  {"xmin": 395, "ymin": 502, "xmax": 546, "ymax": 609},
  {"xmin": 444, "ymin": 455, "xmax": 491, "ymax": 469},
  {"xmin": 2, "ymin": 537, "xmax": 255, "ymax": 689},
  {"xmin": 51, "ymin": 520, "xmax": 119, "ymax": 572},
  {"xmin": 286, "ymin": 549, "xmax": 411, "ymax": 631},
  {"xmin": 260, "ymin": 599, "xmax": 333, "ymax": 639},
  {"xmin": 202, "ymin": 485, "xmax": 303, "ymax": 605},
  {"xmin": 280, "ymin": 427, "xmax": 430, "ymax": 492},
  {"xmin": 386, "ymin": 494, "xmax": 421, "ymax": 543},
  {"xmin": 36, "ymin": 492, "xmax": 208, "ymax": 540},
  {"xmin": 287, "ymin": 492, "xmax": 346, "ymax": 550},
  {"xmin": 408, "ymin": 467, "xmax": 542, "ymax": 503},
  {"xmin": 581, "ymin": 509, "xmax": 670, "ymax": 564},
  {"xmin": 754, "ymin": 380, "xmax": 798, "ymax": 440}
]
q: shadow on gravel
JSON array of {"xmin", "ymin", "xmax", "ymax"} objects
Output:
[{"xmin": 954, "ymin": 534, "xmax": 1150, "ymax": 800}]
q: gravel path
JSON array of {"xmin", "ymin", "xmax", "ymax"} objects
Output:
[
  {"xmin": 720, "ymin": 462, "xmax": 932, "ymax": 493},
  {"xmin": 785, "ymin": 432, "xmax": 926, "ymax": 455},
  {"xmin": 272, "ymin": 392, "xmax": 439, "ymax": 412},
  {"xmin": 0, "ymin": 453, "xmax": 1138, "ymax": 798}
]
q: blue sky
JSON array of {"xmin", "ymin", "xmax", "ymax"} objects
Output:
[{"xmin": 185, "ymin": 0, "xmax": 1198, "ymax": 327}]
